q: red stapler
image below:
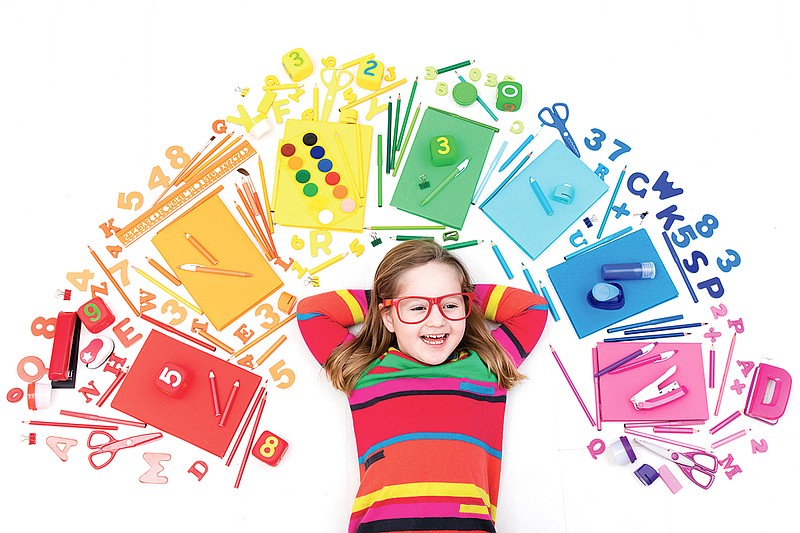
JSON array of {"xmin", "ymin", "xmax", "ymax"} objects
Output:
[
  {"xmin": 745, "ymin": 363, "xmax": 792, "ymax": 425},
  {"xmin": 48, "ymin": 311, "xmax": 82, "ymax": 389}
]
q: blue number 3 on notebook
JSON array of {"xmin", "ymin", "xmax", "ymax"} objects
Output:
[{"xmin": 538, "ymin": 103, "xmax": 580, "ymax": 158}]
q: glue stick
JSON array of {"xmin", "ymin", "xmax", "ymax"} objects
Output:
[{"xmin": 601, "ymin": 262, "xmax": 656, "ymax": 280}]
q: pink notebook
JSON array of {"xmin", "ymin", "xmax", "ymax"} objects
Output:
[{"xmin": 594, "ymin": 342, "xmax": 709, "ymax": 422}]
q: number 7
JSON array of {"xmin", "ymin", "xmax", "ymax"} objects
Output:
[{"xmin": 609, "ymin": 139, "xmax": 631, "ymax": 161}]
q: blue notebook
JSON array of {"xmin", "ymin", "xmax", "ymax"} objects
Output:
[
  {"xmin": 479, "ymin": 140, "xmax": 608, "ymax": 260},
  {"xmin": 546, "ymin": 229, "xmax": 679, "ymax": 338}
]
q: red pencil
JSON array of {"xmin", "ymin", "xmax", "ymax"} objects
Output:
[
  {"xmin": 59, "ymin": 410, "xmax": 146, "ymax": 428},
  {"xmin": 140, "ymin": 313, "xmax": 216, "ymax": 352},
  {"xmin": 210, "ymin": 371, "xmax": 221, "ymax": 417},
  {"xmin": 226, "ymin": 385, "xmax": 267, "ymax": 467},
  {"xmin": 234, "ymin": 388, "xmax": 268, "ymax": 488},
  {"xmin": 96, "ymin": 366, "xmax": 129, "ymax": 407},
  {"xmin": 23, "ymin": 420, "xmax": 118, "ymax": 430},
  {"xmin": 218, "ymin": 380, "xmax": 240, "ymax": 427}
]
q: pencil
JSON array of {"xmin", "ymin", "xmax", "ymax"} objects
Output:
[
  {"xmin": 442, "ymin": 239, "xmax": 483, "ymax": 250},
  {"xmin": 185, "ymin": 233, "xmax": 218, "ymax": 265},
  {"xmin": 652, "ymin": 427, "xmax": 697, "ymax": 434},
  {"xmin": 139, "ymin": 313, "xmax": 217, "ymax": 351},
  {"xmin": 234, "ymin": 387, "xmax": 267, "ymax": 488},
  {"xmin": 235, "ymin": 184, "xmax": 275, "ymax": 259},
  {"xmin": 234, "ymin": 200, "xmax": 272, "ymax": 259},
  {"xmin": 624, "ymin": 428, "xmax": 709, "ymax": 454},
  {"xmin": 96, "ymin": 366, "xmax": 129, "ymax": 408},
  {"xmin": 564, "ymin": 226, "xmax": 633, "ymax": 260},
  {"xmin": 714, "ymin": 333, "xmax": 737, "ymax": 416},
  {"xmin": 499, "ymin": 133, "xmax": 534, "ymax": 172},
  {"xmin": 711, "ymin": 428, "xmax": 750, "ymax": 449},
  {"xmin": 355, "ymin": 123, "xmax": 365, "ymax": 201},
  {"xmin": 308, "ymin": 252, "xmax": 348, "ymax": 275},
  {"xmin": 146, "ymin": 256, "xmax": 182, "ymax": 286},
  {"xmin": 313, "ymin": 84, "xmax": 319, "ymax": 121},
  {"xmin": 607, "ymin": 314, "xmax": 684, "ymax": 333},
  {"xmin": 132, "ymin": 265, "xmax": 202, "ymax": 315},
  {"xmin": 623, "ymin": 322, "xmax": 708, "ymax": 335},
  {"xmin": 255, "ymin": 334, "xmax": 287, "ymax": 367},
  {"xmin": 229, "ymin": 313, "xmax": 297, "ymax": 360},
  {"xmin": 472, "ymin": 140, "xmax": 507, "ymax": 204},
  {"xmin": 257, "ymin": 156, "xmax": 274, "ymax": 233},
  {"xmin": 436, "ymin": 59, "xmax": 473, "ymax": 74},
  {"xmin": 709, "ymin": 343, "xmax": 716, "ymax": 388},
  {"xmin": 392, "ymin": 93, "xmax": 401, "ymax": 168},
  {"xmin": 709, "ymin": 409, "xmax": 743, "ymax": 435},
  {"xmin": 550, "ymin": 345, "xmax": 596, "ymax": 427},
  {"xmin": 366, "ymin": 225, "xmax": 445, "ymax": 230},
  {"xmin": 377, "ymin": 134, "xmax": 383, "ymax": 206},
  {"xmin": 520, "ymin": 263, "xmax": 540, "ymax": 296},
  {"xmin": 226, "ymin": 383, "xmax": 266, "ymax": 466},
  {"xmin": 23, "ymin": 420, "xmax": 118, "ymax": 431},
  {"xmin": 340, "ymin": 78, "xmax": 407, "ymax": 110},
  {"xmin": 392, "ymin": 102, "xmax": 421, "ymax": 177},
  {"xmin": 597, "ymin": 165, "xmax": 627, "ymax": 239},
  {"xmin": 420, "ymin": 158, "xmax": 470, "ymax": 206},
  {"xmin": 396, "ymin": 76, "xmax": 418, "ymax": 152},
  {"xmin": 490, "ymin": 241, "xmax": 513, "ymax": 279},
  {"xmin": 507, "ymin": 151, "xmax": 532, "ymax": 181},
  {"xmin": 179, "ymin": 264, "xmax": 252, "ymax": 278},
  {"xmin": 88, "ymin": 247, "xmax": 139, "ymax": 317},
  {"xmin": 455, "ymin": 71, "xmax": 498, "ymax": 121},
  {"xmin": 340, "ymin": 52, "xmax": 375, "ymax": 69},
  {"xmin": 394, "ymin": 235, "xmax": 435, "ymax": 241},
  {"xmin": 603, "ymin": 332, "xmax": 690, "ymax": 342},
  {"xmin": 386, "ymin": 96, "xmax": 392, "ymax": 173},
  {"xmin": 59, "ymin": 410, "xmax": 146, "ymax": 428},
  {"xmin": 195, "ymin": 329, "xmax": 235, "ymax": 355},
  {"xmin": 539, "ymin": 281, "xmax": 561, "ymax": 321},
  {"xmin": 218, "ymin": 380, "xmax": 240, "ymax": 427},
  {"xmin": 209, "ymin": 371, "xmax": 221, "ymax": 416}
]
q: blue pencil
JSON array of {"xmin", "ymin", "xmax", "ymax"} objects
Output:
[
  {"xmin": 604, "ymin": 332, "xmax": 691, "ymax": 342},
  {"xmin": 455, "ymin": 71, "xmax": 498, "ymax": 122},
  {"xmin": 607, "ymin": 314, "xmax": 684, "ymax": 333},
  {"xmin": 539, "ymin": 280, "xmax": 560, "ymax": 321},
  {"xmin": 498, "ymin": 133, "xmax": 534, "ymax": 172},
  {"xmin": 597, "ymin": 165, "xmax": 627, "ymax": 239},
  {"xmin": 521, "ymin": 263, "xmax": 540, "ymax": 296},
  {"xmin": 490, "ymin": 241, "xmax": 513, "ymax": 279},
  {"xmin": 472, "ymin": 140, "xmax": 507, "ymax": 205},
  {"xmin": 506, "ymin": 152, "xmax": 532, "ymax": 180},
  {"xmin": 564, "ymin": 226, "xmax": 632, "ymax": 260},
  {"xmin": 624, "ymin": 322, "xmax": 707, "ymax": 335}
]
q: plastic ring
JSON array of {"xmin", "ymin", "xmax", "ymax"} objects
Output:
[
  {"xmin": 17, "ymin": 355, "xmax": 47, "ymax": 383},
  {"xmin": 7, "ymin": 388, "xmax": 24, "ymax": 403}
]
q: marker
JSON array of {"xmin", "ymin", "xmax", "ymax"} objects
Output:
[
  {"xmin": 490, "ymin": 241, "xmax": 513, "ymax": 279},
  {"xmin": 529, "ymin": 176, "xmax": 554, "ymax": 216}
]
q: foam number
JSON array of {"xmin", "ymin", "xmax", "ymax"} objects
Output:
[
  {"xmin": 148, "ymin": 166, "xmax": 171, "ymax": 190},
  {"xmin": 268, "ymin": 360, "xmax": 295, "ymax": 388},
  {"xmin": 584, "ymin": 129, "xmax": 632, "ymax": 161},
  {"xmin": 435, "ymin": 82, "xmax": 448, "ymax": 96},
  {"xmin": 31, "ymin": 316, "xmax": 57, "ymax": 339},
  {"xmin": 468, "ymin": 68, "xmax": 481, "ymax": 82},
  {"xmin": 671, "ymin": 215, "xmax": 719, "ymax": 248},
  {"xmin": 66, "ymin": 269, "xmax": 95, "ymax": 292},
  {"xmin": 484, "ymin": 73, "xmax": 498, "ymax": 87},
  {"xmin": 349, "ymin": 238, "xmax": 365, "ymax": 257},
  {"xmin": 717, "ymin": 249, "xmax": 741, "ymax": 272},
  {"xmin": 321, "ymin": 56, "xmax": 336, "ymax": 68},
  {"xmin": 357, "ymin": 59, "xmax": 384, "ymax": 91},
  {"xmin": 424, "ymin": 66, "xmax": 437, "ymax": 80},
  {"xmin": 281, "ymin": 48, "xmax": 313, "ymax": 82},
  {"xmin": 117, "ymin": 191, "xmax": 144, "ymax": 211},
  {"xmin": 255, "ymin": 302, "xmax": 280, "ymax": 330},
  {"xmin": 342, "ymin": 88, "xmax": 357, "ymax": 105},
  {"xmin": 165, "ymin": 146, "xmax": 189, "ymax": 169},
  {"xmin": 161, "ymin": 300, "xmax": 187, "ymax": 326}
]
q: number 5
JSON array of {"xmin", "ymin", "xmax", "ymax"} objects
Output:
[{"xmin": 269, "ymin": 360, "xmax": 295, "ymax": 389}]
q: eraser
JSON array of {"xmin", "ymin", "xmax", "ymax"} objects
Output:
[{"xmin": 657, "ymin": 464, "xmax": 683, "ymax": 493}]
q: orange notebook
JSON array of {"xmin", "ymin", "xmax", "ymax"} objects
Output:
[
  {"xmin": 111, "ymin": 330, "xmax": 262, "ymax": 457},
  {"xmin": 594, "ymin": 341, "xmax": 709, "ymax": 422}
]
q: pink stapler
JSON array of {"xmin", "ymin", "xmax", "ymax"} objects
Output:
[
  {"xmin": 745, "ymin": 363, "xmax": 792, "ymax": 425},
  {"xmin": 630, "ymin": 365, "xmax": 688, "ymax": 410}
]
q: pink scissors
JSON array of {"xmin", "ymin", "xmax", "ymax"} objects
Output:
[
  {"xmin": 87, "ymin": 430, "xmax": 163, "ymax": 470},
  {"xmin": 634, "ymin": 438, "xmax": 718, "ymax": 489}
]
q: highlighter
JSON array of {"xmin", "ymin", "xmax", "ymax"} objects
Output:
[{"xmin": 601, "ymin": 262, "xmax": 656, "ymax": 280}]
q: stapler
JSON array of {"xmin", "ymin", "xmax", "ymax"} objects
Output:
[
  {"xmin": 48, "ymin": 311, "xmax": 82, "ymax": 389},
  {"xmin": 744, "ymin": 363, "xmax": 792, "ymax": 425},
  {"xmin": 630, "ymin": 365, "xmax": 688, "ymax": 410}
]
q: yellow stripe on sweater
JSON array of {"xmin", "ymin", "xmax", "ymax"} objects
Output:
[
  {"xmin": 483, "ymin": 286, "xmax": 506, "ymax": 322},
  {"xmin": 352, "ymin": 482, "xmax": 497, "ymax": 520},
  {"xmin": 337, "ymin": 289, "xmax": 364, "ymax": 323}
]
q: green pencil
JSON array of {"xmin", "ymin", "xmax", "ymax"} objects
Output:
[
  {"xmin": 392, "ymin": 103, "xmax": 421, "ymax": 177},
  {"xmin": 396, "ymin": 76, "xmax": 417, "ymax": 152},
  {"xmin": 385, "ymin": 97, "xmax": 392, "ymax": 174},
  {"xmin": 366, "ymin": 224, "xmax": 446, "ymax": 230},
  {"xmin": 391, "ymin": 93, "xmax": 401, "ymax": 170},
  {"xmin": 394, "ymin": 235, "xmax": 435, "ymax": 241},
  {"xmin": 377, "ymin": 134, "xmax": 383, "ymax": 207},
  {"xmin": 436, "ymin": 59, "xmax": 474, "ymax": 74},
  {"xmin": 443, "ymin": 239, "xmax": 483, "ymax": 250}
]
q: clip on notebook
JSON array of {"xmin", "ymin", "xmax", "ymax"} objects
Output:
[{"xmin": 630, "ymin": 365, "xmax": 688, "ymax": 410}]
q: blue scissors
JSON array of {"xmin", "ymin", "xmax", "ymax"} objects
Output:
[
  {"xmin": 87, "ymin": 430, "xmax": 163, "ymax": 470},
  {"xmin": 634, "ymin": 438, "xmax": 718, "ymax": 489},
  {"xmin": 538, "ymin": 102, "xmax": 580, "ymax": 158},
  {"xmin": 319, "ymin": 67, "xmax": 354, "ymax": 122}
]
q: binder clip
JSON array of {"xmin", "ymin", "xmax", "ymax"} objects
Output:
[
  {"xmin": 630, "ymin": 365, "xmax": 687, "ymax": 410},
  {"xmin": 370, "ymin": 232, "xmax": 382, "ymax": 247},
  {"xmin": 418, "ymin": 174, "xmax": 430, "ymax": 189},
  {"xmin": 744, "ymin": 363, "xmax": 792, "ymax": 425},
  {"xmin": 304, "ymin": 276, "xmax": 320, "ymax": 287},
  {"xmin": 55, "ymin": 288, "xmax": 72, "ymax": 300},
  {"xmin": 235, "ymin": 87, "xmax": 250, "ymax": 97}
]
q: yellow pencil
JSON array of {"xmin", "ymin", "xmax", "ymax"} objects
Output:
[
  {"xmin": 132, "ymin": 265, "xmax": 202, "ymax": 315},
  {"xmin": 255, "ymin": 334, "xmax": 287, "ymax": 367},
  {"xmin": 257, "ymin": 155, "xmax": 274, "ymax": 233},
  {"xmin": 228, "ymin": 313, "xmax": 297, "ymax": 360},
  {"xmin": 340, "ymin": 52, "xmax": 375, "ymax": 70},
  {"xmin": 313, "ymin": 84, "xmax": 319, "ymax": 121},
  {"xmin": 308, "ymin": 252, "xmax": 348, "ymax": 275},
  {"xmin": 334, "ymin": 133, "xmax": 363, "ymax": 207},
  {"xmin": 340, "ymin": 78, "xmax": 407, "ymax": 110}
]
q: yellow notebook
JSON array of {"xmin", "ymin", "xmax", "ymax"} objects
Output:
[{"xmin": 151, "ymin": 190, "xmax": 283, "ymax": 330}]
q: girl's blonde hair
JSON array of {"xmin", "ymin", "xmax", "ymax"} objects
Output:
[{"xmin": 324, "ymin": 240, "xmax": 525, "ymax": 394}]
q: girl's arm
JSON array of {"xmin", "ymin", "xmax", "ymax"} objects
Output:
[
  {"xmin": 296, "ymin": 289, "xmax": 370, "ymax": 366},
  {"xmin": 473, "ymin": 284, "xmax": 549, "ymax": 368}
]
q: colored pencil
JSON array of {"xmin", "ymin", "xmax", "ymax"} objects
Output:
[
  {"xmin": 195, "ymin": 329, "xmax": 234, "ymax": 355},
  {"xmin": 396, "ymin": 76, "xmax": 418, "ymax": 152},
  {"xmin": 662, "ymin": 230, "xmax": 699, "ymax": 303},
  {"xmin": 623, "ymin": 322, "xmax": 707, "ymax": 335},
  {"xmin": 455, "ymin": 71, "xmax": 497, "ymax": 121},
  {"xmin": 625, "ymin": 428, "xmax": 709, "ymax": 453},
  {"xmin": 229, "ymin": 313, "xmax": 297, "ymax": 360},
  {"xmin": 394, "ymin": 235, "xmax": 435, "ymax": 241},
  {"xmin": 377, "ymin": 134, "xmax": 383, "ymax": 206},
  {"xmin": 604, "ymin": 332, "xmax": 691, "ymax": 342},
  {"xmin": 709, "ymin": 343, "xmax": 716, "ymax": 388},
  {"xmin": 436, "ymin": 59, "xmax": 473, "ymax": 74},
  {"xmin": 23, "ymin": 420, "xmax": 118, "ymax": 431},
  {"xmin": 139, "ymin": 313, "xmax": 216, "ymax": 351},
  {"xmin": 132, "ymin": 266, "xmax": 202, "ymax": 315},
  {"xmin": 597, "ymin": 165, "xmax": 627, "ymax": 239},
  {"xmin": 550, "ymin": 345, "xmax": 596, "ymax": 426},
  {"xmin": 185, "ymin": 232, "xmax": 218, "ymax": 265},
  {"xmin": 226, "ymin": 384, "xmax": 266, "ymax": 467},
  {"xmin": 146, "ymin": 256, "xmax": 181, "ymax": 286},
  {"xmin": 96, "ymin": 366, "xmax": 129, "ymax": 408},
  {"xmin": 607, "ymin": 314, "xmax": 684, "ymax": 333},
  {"xmin": 539, "ymin": 281, "xmax": 560, "ymax": 321},
  {"xmin": 255, "ymin": 335, "xmax": 287, "ymax": 367},
  {"xmin": 472, "ymin": 140, "xmax": 507, "ymax": 204},
  {"xmin": 88, "ymin": 247, "xmax": 139, "ymax": 317},
  {"xmin": 308, "ymin": 252, "xmax": 348, "ymax": 275},
  {"xmin": 564, "ymin": 226, "xmax": 633, "ymax": 260},
  {"xmin": 257, "ymin": 155, "xmax": 274, "ymax": 233},
  {"xmin": 366, "ymin": 224, "xmax": 445, "ymax": 230},
  {"xmin": 653, "ymin": 427, "xmax": 697, "ymax": 434},
  {"xmin": 499, "ymin": 133, "xmax": 534, "ymax": 172},
  {"xmin": 209, "ymin": 371, "xmax": 221, "ymax": 416},
  {"xmin": 386, "ymin": 96, "xmax": 392, "ymax": 173},
  {"xmin": 507, "ymin": 152, "xmax": 532, "ymax": 181},
  {"xmin": 529, "ymin": 176, "xmax": 554, "ymax": 216},
  {"xmin": 218, "ymin": 380, "xmax": 240, "ymax": 427},
  {"xmin": 520, "ymin": 263, "xmax": 540, "ymax": 296},
  {"xmin": 490, "ymin": 241, "xmax": 513, "ymax": 279},
  {"xmin": 59, "ymin": 410, "xmax": 146, "ymax": 428},
  {"xmin": 711, "ymin": 428, "xmax": 750, "ymax": 449},
  {"xmin": 709, "ymin": 409, "xmax": 743, "ymax": 435},
  {"xmin": 442, "ymin": 239, "xmax": 482, "ymax": 250},
  {"xmin": 392, "ymin": 103, "xmax": 421, "ymax": 177},
  {"xmin": 340, "ymin": 78, "xmax": 407, "ymax": 110},
  {"xmin": 714, "ymin": 333, "xmax": 737, "ymax": 416},
  {"xmin": 234, "ymin": 386, "xmax": 268, "ymax": 488},
  {"xmin": 391, "ymin": 93, "xmax": 401, "ymax": 168}
]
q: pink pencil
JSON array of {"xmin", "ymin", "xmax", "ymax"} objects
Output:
[
  {"xmin": 711, "ymin": 428, "xmax": 750, "ymax": 449},
  {"xmin": 624, "ymin": 428, "xmax": 709, "ymax": 453},
  {"xmin": 550, "ymin": 345, "xmax": 596, "ymax": 427},
  {"xmin": 708, "ymin": 343, "xmax": 716, "ymax": 388},
  {"xmin": 713, "ymin": 333, "xmax": 737, "ymax": 416}
]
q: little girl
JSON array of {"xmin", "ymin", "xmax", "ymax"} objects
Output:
[{"xmin": 297, "ymin": 239, "xmax": 548, "ymax": 532}]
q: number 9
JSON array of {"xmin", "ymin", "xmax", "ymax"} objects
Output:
[{"xmin": 83, "ymin": 303, "xmax": 101, "ymax": 322}]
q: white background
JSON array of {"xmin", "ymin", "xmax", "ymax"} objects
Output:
[{"xmin": 2, "ymin": 1, "xmax": 799, "ymax": 531}]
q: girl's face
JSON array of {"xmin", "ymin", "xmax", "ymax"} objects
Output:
[{"xmin": 380, "ymin": 261, "xmax": 467, "ymax": 365}]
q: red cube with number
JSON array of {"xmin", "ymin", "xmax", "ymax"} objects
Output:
[
  {"xmin": 155, "ymin": 361, "xmax": 191, "ymax": 398},
  {"xmin": 251, "ymin": 430, "xmax": 288, "ymax": 466},
  {"xmin": 77, "ymin": 297, "xmax": 115, "ymax": 333}
]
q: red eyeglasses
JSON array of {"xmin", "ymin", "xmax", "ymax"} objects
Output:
[{"xmin": 382, "ymin": 292, "xmax": 474, "ymax": 324}]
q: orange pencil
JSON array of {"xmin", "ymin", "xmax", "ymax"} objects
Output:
[
  {"xmin": 87, "ymin": 247, "xmax": 139, "ymax": 317},
  {"xmin": 195, "ymin": 329, "xmax": 235, "ymax": 354},
  {"xmin": 178, "ymin": 264, "xmax": 252, "ymax": 277},
  {"xmin": 185, "ymin": 233, "xmax": 218, "ymax": 265},
  {"xmin": 145, "ymin": 256, "xmax": 181, "ymax": 286}
]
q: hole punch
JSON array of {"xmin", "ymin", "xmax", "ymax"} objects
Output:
[{"xmin": 587, "ymin": 282, "xmax": 625, "ymax": 310}]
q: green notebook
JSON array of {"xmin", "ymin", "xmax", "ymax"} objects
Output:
[{"xmin": 390, "ymin": 107, "xmax": 498, "ymax": 229}]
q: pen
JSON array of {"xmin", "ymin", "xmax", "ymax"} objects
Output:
[
  {"xmin": 420, "ymin": 158, "xmax": 470, "ymax": 206},
  {"xmin": 185, "ymin": 233, "xmax": 218, "ymax": 265},
  {"xmin": 490, "ymin": 241, "xmax": 513, "ymax": 279},
  {"xmin": 178, "ymin": 264, "xmax": 252, "ymax": 277},
  {"xmin": 595, "ymin": 343, "xmax": 658, "ymax": 377},
  {"xmin": 529, "ymin": 176, "xmax": 554, "ymax": 216},
  {"xmin": 539, "ymin": 281, "xmax": 560, "ymax": 321}
]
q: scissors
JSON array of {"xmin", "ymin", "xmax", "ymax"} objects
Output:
[
  {"xmin": 538, "ymin": 103, "xmax": 580, "ymax": 158},
  {"xmin": 319, "ymin": 67, "xmax": 354, "ymax": 122},
  {"xmin": 633, "ymin": 438, "xmax": 718, "ymax": 489},
  {"xmin": 87, "ymin": 430, "xmax": 163, "ymax": 470}
]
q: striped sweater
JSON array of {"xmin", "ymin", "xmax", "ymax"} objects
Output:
[{"xmin": 296, "ymin": 284, "xmax": 548, "ymax": 532}]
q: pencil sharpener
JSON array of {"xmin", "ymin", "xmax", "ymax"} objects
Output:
[
  {"xmin": 155, "ymin": 361, "xmax": 191, "ymax": 398},
  {"xmin": 553, "ymin": 183, "xmax": 574, "ymax": 204},
  {"xmin": 252, "ymin": 430, "xmax": 289, "ymax": 467}
]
